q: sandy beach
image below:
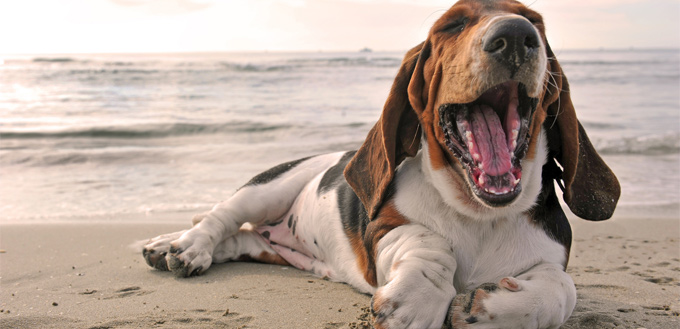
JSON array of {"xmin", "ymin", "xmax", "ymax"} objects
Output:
[{"xmin": 1, "ymin": 213, "xmax": 678, "ymax": 329}]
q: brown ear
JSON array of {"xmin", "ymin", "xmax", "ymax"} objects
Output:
[
  {"xmin": 543, "ymin": 45, "xmax": 621, "ymax": 221},
  {"xmin": 343, "ymin": 44, "xmax": 424, "ymax": 219}
]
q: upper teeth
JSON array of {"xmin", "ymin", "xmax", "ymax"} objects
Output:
[{"xmin": 510, "ymin": 128, "xmax": 519, "ymax": 151}]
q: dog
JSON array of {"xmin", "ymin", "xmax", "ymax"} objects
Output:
[{"xmin": 142, "ymin": 0, "xmax": 620, "ymax": 328}]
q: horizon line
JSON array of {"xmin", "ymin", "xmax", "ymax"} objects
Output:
[{"xmin": 2, "ymin": 47, "xmax": 679, "ymax": 57}]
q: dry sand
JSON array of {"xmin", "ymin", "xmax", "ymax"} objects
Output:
[{"xmin": 0, "ymin": 213, "xmax": 678, "ymax": 329}]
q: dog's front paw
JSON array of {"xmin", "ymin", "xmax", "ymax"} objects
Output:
[
  {"xmin": 370, "ymin": 283, "xmax": 453, "ymax": 329},
  {"xmin": 143, "ymin": 230, "xmax": 187, "ymax": 271},
  {"xmin": 443, "ymin": 278, "xmax": 522, "ymax": 329},
  {"xmin": 165, "ymin": 230, "xmax": 214, "ymax": 277},
  {"xmin": 142, "ymin": 228, "xmax": 214, "ymax": 277}
]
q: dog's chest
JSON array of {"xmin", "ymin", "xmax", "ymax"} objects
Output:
[{"xmin": 442, "ymin": 217, "xmax": 566, "ymax": 292}]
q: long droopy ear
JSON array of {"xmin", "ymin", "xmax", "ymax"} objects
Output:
[
  {"xmin": 542, "ymin": 45, "xmax": 621, "ymax": 221},
  {"xmin": 343, "ymin": 44, "xmax": 424, "ymax": 219}
]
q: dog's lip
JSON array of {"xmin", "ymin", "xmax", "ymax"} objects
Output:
[{"xmin": 438, "ymin": 81, "xmax": 537, "ymax": 206}]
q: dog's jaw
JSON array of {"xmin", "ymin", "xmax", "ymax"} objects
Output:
[
  {"xmin": 421, "ymin": 128, "xmax": 548, "ymax": 221},
  {"xmin": 438, "ymin": 81, "xmax": 538, "ymax": 207}
]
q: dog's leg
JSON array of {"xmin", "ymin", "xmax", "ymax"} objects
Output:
[
  {"xmin": 371, "ymin": 224, "xmax": 458, "ymax": 329},
  {"xmin": 209, "ymin": 226, "xmax": 290, "ymax": 266},
  {"xmin": 143, "ymin": 223, "xmax": 289, "ymax": 273},
  {"xmin": 444, "ymin": 263, "xmax": 576, "ymax": 329},
  {"xmin": 144, "ymin": 153, "xmax": 343, "ymax": 277}
]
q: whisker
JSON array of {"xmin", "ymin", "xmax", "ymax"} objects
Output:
[
  {"xmin": 421, "ymin": 9, "xmax": 449, "ymax": 33},
  {"xmin": 525, "ymin": 0, "xmax": 539, "ymax": 8},
  {"xmin": 545, "ymin": 70, "xmax": 561, "ymax": 129},
  {"xmin": 409, "ymin": 124, "xmax": 422, "ymax": 151}
]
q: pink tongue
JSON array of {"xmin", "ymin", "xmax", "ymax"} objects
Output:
[{"xmin": 469, "ymin": 104, "xmax": 512, "ymax": 176}]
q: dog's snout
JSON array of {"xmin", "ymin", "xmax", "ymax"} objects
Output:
[{"xmin": 482, "ymin": 18, "xmax": 540, "ymax": 75}]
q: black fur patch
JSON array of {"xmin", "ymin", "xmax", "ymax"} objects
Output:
[
  {"xmin": 242, "ymin": 156, "xmax": 312, "ymax": 188},
  {"xmin": 529, "ymin": 157, "xmax": 573, "ymax": 266},
  {"xmin": 337, "ymin": 179, "xmax": 371, "ymax": 237},
  {"xmin": 317, "ymin": 151, "xmax": 357, "ymax": 195}
]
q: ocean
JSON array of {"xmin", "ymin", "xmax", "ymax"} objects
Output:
[{"xmin": 1, "ymin": 49, "xmax": 678, "ymax": 222}]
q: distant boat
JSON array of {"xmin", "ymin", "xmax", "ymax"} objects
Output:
[{"xmin": 359, "ymin": 47, "xmax": 373, "ymax": 53}]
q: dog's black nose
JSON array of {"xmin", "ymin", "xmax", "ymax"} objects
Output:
[{"xmin": 482, "ymin": 18, "xmax": 540, "ymax": 75}]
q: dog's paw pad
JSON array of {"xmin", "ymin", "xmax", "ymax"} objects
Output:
[
  {"xmin": 444, "ymin": 283, "xmax": 498, "ymax": 328},
  {"xmin": 142, "ymin": 248, "xmax": 169, "ymax": 271},
  {"xmin": 143, "ymin": 248, "xmax": 169, "ymax": 271},
  {"xmin": 167, "ymin": 254, "xmax": 192, "ymax": 277}
]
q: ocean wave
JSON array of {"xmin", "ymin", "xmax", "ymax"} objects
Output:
[
  {"xmin": 595, "ymin": 132, "xmax": 680, "ymax": 155},
  {"xmin": 286, "ymin": 56, "xmax": 401, "ymax": 68},
  {"xmin": 219, "ymin": 62, "xmax": 292, "ymax": 72},
  {"xmin": 62, "ymin": 68, "xmax": 163, "ymax": 76},
  {"xmin": 560, "ymin": 60, "xmax": 670, "ymax": 66},
  {"xmin": 0, "ymin": 122, "xmax": 296, "ymax": 139},
  {"xmin": 581, "ymin": 122, "xmax": 627, "ymax": 130},
  {"xmin": 25, "ymin": 54, "xmax": 402, "ymax": 73},
  {"xmin": 215, "ymin": 56, "xmax": 401, "ymax": 72},
  {"xmin": 32, "ymin": 57, "xmax": 77, "ymax": 63},
  {"xmin": 0, "ymin": 202, "xmax": 214, "ymax": 222}
]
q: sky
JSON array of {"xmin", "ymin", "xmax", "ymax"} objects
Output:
[{"xmin": 1, "ymin": 0, "xmax": 679, "ymax": 54}]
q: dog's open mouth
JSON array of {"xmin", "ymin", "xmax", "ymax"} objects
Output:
[{"xmin": 439, "ymin": 81, "xmax": 538, "ymax": 206}]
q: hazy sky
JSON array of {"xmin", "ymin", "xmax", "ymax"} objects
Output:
[{"xmin": 2, "ymin": 0, "xmax": 679, "ymax": 54}]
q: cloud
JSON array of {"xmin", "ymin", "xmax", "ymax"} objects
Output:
[
  {"xmin": 529, "ymin": 0, "xmax": 680, "ymax": 49},
  {"xmin": 342, "ymin": 0, "xmax": 450, "ymax": 6},
  {"xmin": 109, "ymin": 0, "xmax": 212, "ymax": 14}
]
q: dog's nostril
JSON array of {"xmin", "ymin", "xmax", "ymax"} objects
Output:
[
  {"xmin": 524, "ymin": 34, "xmax": 540, "ymax": 50},
  {"xmin": 485, "ymin": 38, "xmax": 507, "ymax": 53}
]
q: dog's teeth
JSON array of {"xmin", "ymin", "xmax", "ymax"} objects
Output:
[
  {"xmin": 468, "ymin": 142, "xmax": 475, "ymax": 150},
  {"xmin": 473, "ymin": 153, "xmax": 480, "ymax": 161},
  {"xmin": 479, "ymin": 175, "xmax": 486, "ymax": 185},
  {"xmin": 509, "ymin": 128, "xmax": 519, "ymax": 151},
  {"xmin": 465, "ymin": 131, "xmax": 473, "ymax": 141},
  {"xmin": 514, "ymin": 177, "xmax": 521, "ymax": 185}
]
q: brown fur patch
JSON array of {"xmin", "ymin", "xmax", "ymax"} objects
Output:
[
  {"xmin": 239, "ymin": 252, "xmax": 290, "ymax": 266},
  {"xmin": 469, "ymin": 289, "xmax": 490, "ymax": 315},
  {"xmin": 347, "ymin": 230, "xmax": 377, "ymax": 287},
  {"xmin": 366, "ymin": 202, "xmax": 410, "ymax": 265},
  {"xmin": 348, "ymin": 201, "xmax": 410, "ymax": 288}
]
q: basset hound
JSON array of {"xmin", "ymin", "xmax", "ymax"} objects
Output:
[{"xmin": 142, "ymin": 0, "xmax": 621, "ymax": 328}]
